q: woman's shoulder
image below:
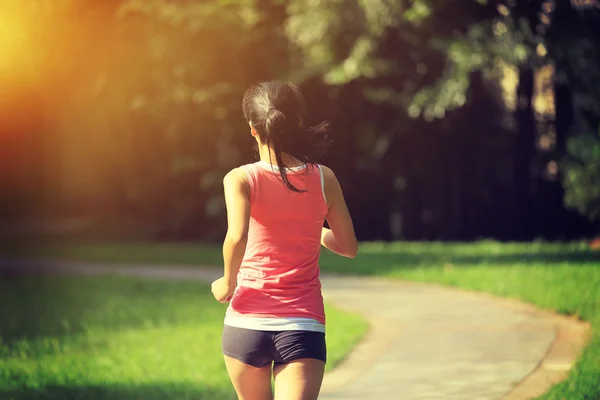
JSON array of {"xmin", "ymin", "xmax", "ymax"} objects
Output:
[
  {"xmin": 223, "ymin": 166, "xmax": 250, "ymax": 187},
  {"xmin": 317, "ymin": 164, "xmax": 337, "ymax": 181}
]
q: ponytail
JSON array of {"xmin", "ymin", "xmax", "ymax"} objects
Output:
[{"xmin": 243, "ymin": 81, "xmax": 332, "ymax": 192}]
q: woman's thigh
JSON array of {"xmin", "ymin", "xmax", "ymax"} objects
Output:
[
  {"xmin": 224, "ymin": 355, "xmax": 273, "ymax": 400},
  {"xmin": 272, "ymin": 330, "xmax": 327, "ymax": 400},
  {"xmin": 272, "ymin": 358, "xmax": 325, "ymax": 400},
  {"xmin": 222, "ymin": 325, "xmax": 275, "ymax": 400}
]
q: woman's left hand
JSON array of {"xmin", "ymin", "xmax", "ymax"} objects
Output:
[{"xmin": 211, "ymin": 277, "xmax": 235, "ymax": 303}]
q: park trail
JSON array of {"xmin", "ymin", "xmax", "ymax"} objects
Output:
[{"xmin": 0, "ymin": 259, "xmax": 591, "ymax": 400}]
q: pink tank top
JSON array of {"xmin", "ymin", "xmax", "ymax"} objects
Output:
[{"xmin": 225, "ymin": 161, "xmax": 328, "ymax": 325}]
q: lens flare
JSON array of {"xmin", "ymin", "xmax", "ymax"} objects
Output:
[{"xmin": 0, "ymin": 6, "xmax": 35, "ymax": 83}]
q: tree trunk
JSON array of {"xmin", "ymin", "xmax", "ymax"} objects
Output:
[
  {"xmin": 548, "ymin": 82, "xmax": 573, "ymax": 238},
  {"xmin": 513, "ymin": 66, "xmax": 536, "ymax": 240}
]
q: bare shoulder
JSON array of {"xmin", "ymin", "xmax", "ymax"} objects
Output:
[
  {"xmin": 223, "ymin": 167, "xmax": 249, "ymax": 189},
  {"xmin": 319, "ymin": 164, "xmax": 338, "ymax": 183}
]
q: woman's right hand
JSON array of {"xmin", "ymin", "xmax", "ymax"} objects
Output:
[{"xmin": 211, "ymin": 276, "xmax": 235, "ymax": 303}]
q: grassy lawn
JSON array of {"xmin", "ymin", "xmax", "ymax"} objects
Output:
[
  {"xmin": 3, "ymin": 240, "xmax": 599, "ymax": 400},
  {"xmin": 0, "ymin": 275, "xmax": 367, "ymax": 400}
]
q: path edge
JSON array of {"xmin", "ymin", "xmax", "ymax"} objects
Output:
[
  {"xmin": 501, "ymin": 313, "xmax": 591, "ymax": 400},
  {"xmin": 387, "ymin": 278, "xmax": 593, "ymax": 400}
]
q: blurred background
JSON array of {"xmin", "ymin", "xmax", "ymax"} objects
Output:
[
  {"xmin": 1, "ymin": 0, "xmax": 599, "ymax": 245},
  {"xmin": 1, "ymin": 2, "xmax": 600, "ymax": 400}
]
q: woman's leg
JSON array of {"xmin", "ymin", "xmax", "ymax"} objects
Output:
[
  {"xmin": 271, "ymin": 330, "xmax": 327, "ymax": 400},
  {"xmin": 272, "ymin": 358, "xmax": 325, "ymax": 400},
  {"xmin": 224, "ymin": 355, "xmax": 273, "ymax": 400},
  {"xmin": 222, "ymin": 325, "xmax": 275, "ymax": 399}
]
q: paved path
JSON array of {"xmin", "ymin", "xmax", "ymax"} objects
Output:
[{"xmin": 0, "ymin": 259, "xmax": 590, "ymax": 400}]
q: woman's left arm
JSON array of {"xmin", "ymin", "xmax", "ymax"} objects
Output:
[{"xmin": 211, "ymin": 167, "xmax": 250, "ymax": 303}]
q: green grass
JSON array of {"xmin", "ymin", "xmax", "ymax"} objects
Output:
[
  {"xmin": 4, "ymin": 240, "xmax": 599, "ymax": 399},
  {"xmin": 0, "ymin": 275, "xmax": 367, "ymax": 400},
  {"xmin": 2, "ymin": 242, "xmax": 226, "ymax": 267}
]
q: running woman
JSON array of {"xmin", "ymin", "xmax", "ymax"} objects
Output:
[{"xmin": 211, "ymin": 81, "xmax": 358, "ymax": 400}]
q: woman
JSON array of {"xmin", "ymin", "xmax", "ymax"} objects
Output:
[{"xmin": 211, "ymin": 81, "xmax": 358, "ymax": 400}]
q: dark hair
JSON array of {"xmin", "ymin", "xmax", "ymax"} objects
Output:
[{"xmin": 242, "ymin": 81, "xmax": 331, "ymax": 192}]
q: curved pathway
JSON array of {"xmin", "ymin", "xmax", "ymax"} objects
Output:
[{"xmin": 0, "ymin": 259, "xmax": 591, "ymax": 400}]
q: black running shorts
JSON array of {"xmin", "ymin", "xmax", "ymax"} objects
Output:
[{"xmin": 222, "ymin": 325, "xmax": 327, "ymax": 368}]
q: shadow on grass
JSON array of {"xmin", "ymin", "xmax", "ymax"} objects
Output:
[{"xmin": 0, "ymin": 382, "xmax": 234, "ymax": 400}]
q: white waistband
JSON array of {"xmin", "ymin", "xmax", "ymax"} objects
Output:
[{"xmin": 224, "ymin": 315, "xmax": 325, "ymax": 333}]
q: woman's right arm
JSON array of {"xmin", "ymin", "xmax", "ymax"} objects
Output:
[{"xmin": 320, "ymin": 166, "xmax": 358, "ymax": 258}]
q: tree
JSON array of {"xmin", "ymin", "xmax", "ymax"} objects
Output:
[
  {"xmin": 563, "ymin": 125, "xmax": 600, "ymax": 221},
  {"xmin": 545, "ymin": 2, "xmax": 600, "ymax": 224},
  {"xmin": 12, "ymin": 0, "xmax": 597, "ymax": 240},
  {"xmin": 287, "ymin": 0, "xmax": 600, "ymax": 238},
  {"xmin": 18, "ymin": 0, "xmax": 292, "ymax": 238}
]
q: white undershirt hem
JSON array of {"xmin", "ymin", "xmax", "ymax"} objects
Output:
[{"xmin": 224, "ymin": 316, "xmax": 326, "ymax": 333}]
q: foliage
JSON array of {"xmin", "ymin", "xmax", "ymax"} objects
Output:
[
  {"xmin": 284, "ymin": 0, "xmax": 530, "ymax": 118},
  {"xmin": 546, "ymin": 2, "xmax": 600, "ymax": 222},
  {"xmin": 7, "ymin": 0, "xmax": 597, "ymax": 240},
  {"xmin": 25, "ymin": 0, "xmax": 292, "ymax": 237},
  {"xmin": 563, "ymin": 126, "xmax": 600, "ymax": 221}
]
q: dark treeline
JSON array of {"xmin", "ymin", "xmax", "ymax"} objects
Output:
[{"xmin": 1, "ymin": 0, "xmax": 599, "ymax": 242}]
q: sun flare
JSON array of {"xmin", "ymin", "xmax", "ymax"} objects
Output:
[{"xmin": 0, "ymin": 6, "xmax": 36, "ymax": 83}]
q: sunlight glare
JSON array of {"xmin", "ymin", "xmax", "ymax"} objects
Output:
[{"xmin": 0, "ymin": 7, "xmax": 35, "ymax": 82}]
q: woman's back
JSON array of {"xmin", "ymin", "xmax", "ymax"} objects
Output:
[{"xmin": 227, "ymin": 161, "xmax": 328, "ymax": 324}]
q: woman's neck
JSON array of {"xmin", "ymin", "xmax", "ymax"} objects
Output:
[{"xmin": 258, "ymin": 144, "xmax": 303, "ymax": 168}]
